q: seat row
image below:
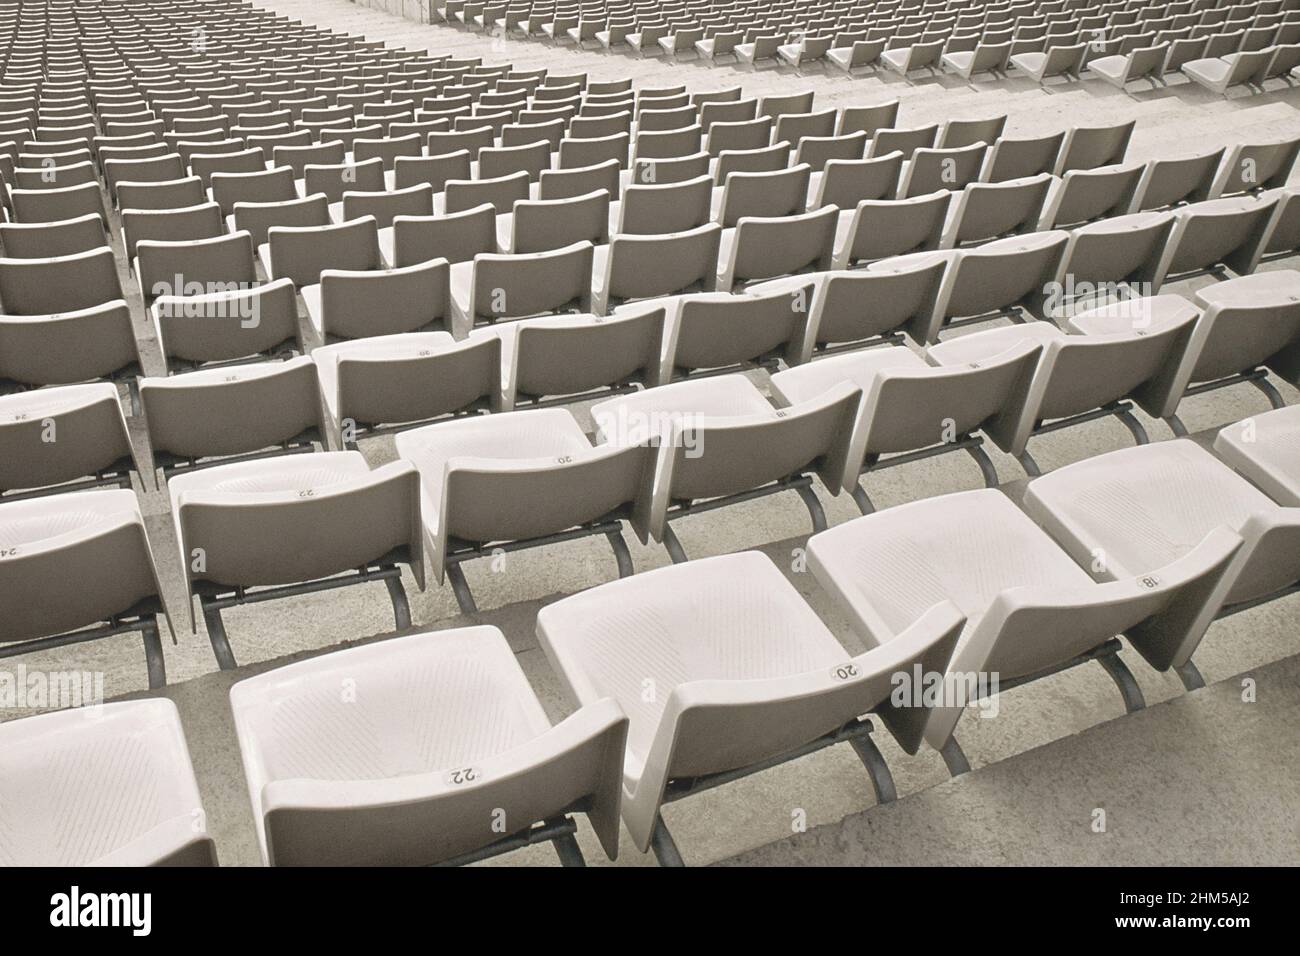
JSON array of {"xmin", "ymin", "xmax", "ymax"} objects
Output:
[{"xmin": 4, "ymin": 400, "xmax": 1297, "ymax": 865}]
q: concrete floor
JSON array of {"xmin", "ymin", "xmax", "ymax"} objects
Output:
[{"xmin": 3, "ymin": 0, "xmax": 1298, "ymax": 866}]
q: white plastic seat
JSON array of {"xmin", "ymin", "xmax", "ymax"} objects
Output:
[
  {"xmin": 1214, "ymin": 404, "xmax": 1300, "ymax": 507},
  {"xmin": 925, "ymin": 294, "xmax": 1201, "ymax": 472},
  {"xmin": 537, "ymin": 551, "xmax": 964, "ymax": 863},
  {"xmin": 0, "ymin": 489, "xmax": 171, "ymax": 687},
  {"xmin": 313, "ymin": 330, "xmax": 503, "ymax": 447},
  {"xmin": 139, "ymin": 357, "xmax": 325, "ymax": 479},
  {"xmin": 809, "ymin": 488, "xmax": 1241, "ymax": 761},
  {"xmin": 591, "ymin": 374, "xmax": 862, "ymax": 559},
  {"xmin": 0, "ymin": 700, "xmax": 215, "ymax": 864},
  {"xmin": 771, "ymin": 339, "xmax": 1039, "ymax": 512},
  {"xmin": 0, "ymin": 382, "xmax": 141, "ymax": 497},
  {"xmin": 395, "ymin": 408, "xmax": 657, "ymax": 612},
  {"xmin": 230, "ymin": 627, "xmax": 628, "ymax": 866},
  {"xmin": 169, "ymin": 451, "xmax": 424, "ymax": 668},
  {"xmin": 1023, "ymin": 440, "xmax": 1300, "ymax": 666}
]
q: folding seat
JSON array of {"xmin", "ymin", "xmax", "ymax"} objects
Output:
[
  {"xmin": 1258, "ymin": 187, "xmax": 1300, "ymax": 264},
  {"xmin": 1129, "ymin": 148, "xmax": 1224, "ymax": 211},
  {"xmin": 716, "ymin": 206, "xmax": 839, "ymax": 291},
  {"xmin": 497, "ymin": 303, "xmax": 666, "ymax": 408},
  {"xmin": 0, "ymin": 246, "xmax": 121, "ymax": 316},
  {"xmin": 568, "ymin": 113, "xmax": 633, "ymax": 141},
  {"xmin": 449, "ymin": 241, "xmax": 594, "ymax": 334},
  {"xmin": 135, "ymin": 230, "xmax": 258, "ymax": 307},
  {"xmin": 711, "ymin": 143, "xmax": 793, "ymax": 187},
  {"xmin": 592, "ymin": 373, "xmax": 863, "ymax": 557},
  {"xmin": 632, "ymin": 125, "xmax": 704, "ymax": 163},
  {"xmin": 654, "ymin": 282, "xmax": 812, "ymax": 381},
  {"xmin": 0, "ymin": 299, "xmax": 141, "ymax": 398},
  {"xmin": 940, "ymin": 174, "xmax": 1054, "ymax": 248},
  {"xmin": 808, "ymin": 152, "xmax": 906, "ymax": 211},
  {"xmin": 1055, "ymin": 121, "xmax": 1136, "ymax": 175},
  {"xmin": 476, "ymin": 140, "xmax": 550, "ymax": 183},
  {"xmin": 1009, "ymin": 40, "xmax": 1088, "ymax": 81},
  {"xmin": 230, "ymin": 625, "xmax": 627, "ymax": 866},
  {"xmin": 749, "ymin": 91, "xmax": 812, "ymax": 122},
  {"xmin": 381, "ymin": 204, "xmax": 497, "ymax": 268},
  {"xmin": 439, "ymin": 170, "xmax": 531, "ymax": 215},
  {"xmin": 103, "ymin": 153, "xmax": 186, "ymax": 206},
  {"xmin": 828, "ymin": 38, "xmax": 890, "ymax": 74},
  {"xmin": 1214, "ymin": 404, "xmax": 1300, "ymax": 507},
  {"xmin": 809, "ymin": 486, "xmax": 1240, "ymax": 767},
  {"xmin": 333, "ymin": 184, "xmax": 436, "ymax": 229},
  {"xmin": 169, "ymin": 450, "xmax": 423, "ymax": 666},
  {"xmin": 775, "ymin": 328, "xmax": 1040, "ymax": 499},
  {"xmin": 1158, "ymin": 270, "xmax": 1300, "ymax": 432},
  {"xmin": 927, "ymin": 294, "xmax": 1201, "ymax": 474},
  {"xmin": 313, "ymin": 329, "xmax": 500, "ymax": 449},
  {"xmin": 121, "ymin": 202, "xmax": 225, "ymax": 262},
  {"xmin": 115, "ymin": 175, "xmax": 207, "ymax": 212},
  {"xmin": 1151, "ymin": 195, "xmax": 1276, "ymax": 284},
  {"xmin": 498, "ymin": 190, "xmax": 608, "ymax": 254},
  {"xmin": 1024, "ymin": 440, "xmax": 1298, "ymax": 686},
  {"xmin": 592, "ymin": 224, "xmax": 723, "ymax": 315},
  {"xmin": 938, "ymin": 115, "xmax": 1007, "ymax": 150},
  {"xmin": 1088, "ymin": 42, "xmax": 1171, "ymax": 88},
  {"xmin": 1250, "ymin": 43, "xmax": 1300, "ymax": 86},
  {"xmin": 868, "ymin": 124, "xmax": 939, "ymax": 161},
  {"xmin": 0, "ymin": 700, "xmax": 215, "ymax": 861},
  {"xmin": 273, "ymin": 140, "xmax": 347, "ymax": 180},
  {"xmin": 538, "ymin": 550, "xmax": 963, "ymax": 863},
  {"xmin": 735, "ymin": 34, "xmax": 785, "ymax": 69},
  {"xmin": 1182, "ymin": 47, "xmax": 1275, "ymax": 93},
  {"xmin": 1163, "ymin": 35, "xmax": 1211, "ymax": 74},
  {"xmin": 189, "ymin": 147, "xmax": 266, "ymax": 189},
  {"xmin": 152, "ymin": 279, "xmax": 304, "ymax": 374},
  {"xmin": 1209, "ymin": 136, "xmax": 1300, "ymax": 197},
  {"xmin": 393, "ymin": 149, "xmax": 472, "ymax": 193},
  {"xmin": 301, "ymin": 158, "xmax": 386, "ymax": 206},
  {"xmin": 881, "ymin": 37, "xmax": 949, "ymax": 75},
  {"xmin": 1046, "ymin": 211, "xmax": 1177, "ymax": 313},
  {"xmin": 794, "ymin": 131, "xmax": 870, "ymax": 174},
  {"xmin": 10, "ymin": 158, "xmax": 98, "ymax": 195},
  {"xmin": 210, "ymin": 166, "xmax": 298, "ymax": 217},
  {"xmin": 139, "ymin": 357, "xmax": 325, "ymax": 480},
  {"xmin": 878, "ymin": 229, "xmax": 1069, "ymax": 333},
  {"xmin": 941, "ymin": 38, "xmax": 1013, "ymax": 78},
  {"xmin": 501, "ymin": 117, "xmax": 567, "ymax": 152},
  {"xmin": 832, "ymin": 191, "xmax": 952, "ymax": 267},
  {"xmin": 758, "ymin": 261, "xmax": 948, "ymax": 360},
  {"xmin": 898, "ymin": 143, "xmax": 988, "ymax": 198},
  {"xmin": 610, "ymin": 174, "xmax": 712, "ymax": 236},
  {"xmin": 301, "ymin": 258, "xmax": 450, "ymax": 344},
  {"xmin": 982, "ymin": 131, "xmax": 1065, "ymax": 182},
  {"xmin": 0, "ymin": 212, "xmax": 105, "ymax": 259},
  {"xmin": 3, "ymin": 371, "xmax": 136, "ymax": 495},
  {"xmin": 1038, "ymin": 162, "xmax": 1146, "ymax": 228},
  {"xmin": 714, "ymin": 165, "xmax": 811, "ymax": 226},
  {"xmin": 696, "ymin": 30, "xmax": 745, "ymax": 64}
]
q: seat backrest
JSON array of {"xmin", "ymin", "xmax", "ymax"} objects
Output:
[
  {"xmin": 391, "ymin": 204, "xmax": 497, "ymax": 267},
  {"xmin": 845, "ymin": 191, "xmax": 951, "ymax": 263},
  {"xmin": 718, "ymin": 164, "xmax": 812, "ymax": 225},
  {"xmin": 233, "ymin": 194, "xmax": 331, "ymax": 248},
  {"xmin": 444, "ymin": 170, "xmax": 531, "ymax": 215},
  {"xmin": 510, "ymin": 189, "xmax": 609, "ymax": 253},
  {"xmin": 602, "ymin": 223, "xmax": 722, "ymax": 308},
  {"xmin": 210, "ymin": 166, "xmax": 298, "ymax": 216},
  {"xmin": 139, "ymin": 357, "xmax": 323, "ymax": 465},
  {"xmin": 903, "ymin": 142, "xmax": 988, "ymax": 197},
  {"xmin": 321, "ymin": 259, "xmax": 450, "ymax": 339},
  {"xmin": 618, "ymin": 174, "xmax": 713, "ymax": 235},
  {"xmin": 469, "ymin": 241, "xmax": 594, "ymax": 322},
  {"xmin": 1055, "ymin": 120, "xmax": 1135, "ymax": 174},
  {"xmin": 0, "ymin": 246, "xmax": 122, "ymax": 314},
  {"xmin": 341, "ymin": 185, "xmax": 436, "ymax": 229},
  {"xmin": 983, "ymin": 131, "xmax": 1065, "ymax": 182},
  {"xmin": 0, "ymin": 212, "xmax": 105, "ymax": 259},
  {"xmin": 269, "ymin": 216, "xmax": 383, "ymax": 287},
  {"xmin": 513, "ymin": 307, "xmax": 667, "ymax": 401},
  {"xmin": 152, "ymin": 279, "xmax": 301, "ymax": 368}
]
